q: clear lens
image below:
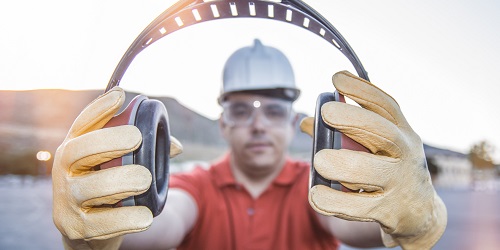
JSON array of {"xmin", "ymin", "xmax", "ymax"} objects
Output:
[{"xmin": 222, "ymin": 100, "xmax": 292, "ymax": 127}]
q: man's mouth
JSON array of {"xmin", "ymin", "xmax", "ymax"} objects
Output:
[{"xmin": 246, "ymin": 141, "xmax": 273, "ymax": 151}]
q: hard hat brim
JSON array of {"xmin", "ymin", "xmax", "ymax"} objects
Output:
[{"xmin": 218, "ymin": 88, "xmax": 300, "ymax": 104}]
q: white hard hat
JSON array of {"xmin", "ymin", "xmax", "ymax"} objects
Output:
[{"xmin": 218, "ymin": 39, "xmax": 300, "ymax": 103}]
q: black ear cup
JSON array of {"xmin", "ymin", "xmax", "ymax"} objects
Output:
[
  {"xmin": 100, "ymin": 95, "xmax": 170, "ymax": 217},
  {"xmin": 311, "ymin": 91, "xmax": 369, "ymax": 191},
  {"xmin": 133, "ymin": 98, "xmax": 170, "ymax": 217},
  {"xmin": 311, "ymin": 92, "xmax": 342, "ymax": 190}
]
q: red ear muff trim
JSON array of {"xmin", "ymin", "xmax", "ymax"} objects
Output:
[
  {"xmin": 311, "ymin": 91, "xmax": 369, "ymax": 191},
  {"xmin": 99, "ymin": 95, "xmax": 170, "ymax": 217}
]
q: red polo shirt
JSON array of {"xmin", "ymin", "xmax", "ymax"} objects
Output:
[{"xmin": 169, "ymin": 154, "xmax": 339, "ymax": 250}]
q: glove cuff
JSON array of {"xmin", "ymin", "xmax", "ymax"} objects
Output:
[
  {"xmin": 62, "ymin": 235, "xmax": 123, "ymax": 250},
  {"xmin": 381, "ymin": 192, "xmax": 447, "ymax": 250}
]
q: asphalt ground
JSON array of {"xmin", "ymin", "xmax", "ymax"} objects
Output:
[{"xmin": 1, "ymin": 175, "xmax": 498, "ymax": 250}]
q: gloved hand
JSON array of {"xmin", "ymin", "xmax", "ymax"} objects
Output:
[
  {"xmin": 301, "ymin": 71, "xmax": 447, "ymax": 250},
  {"xmin": 52, "ymin": 87, "xmax": 182, "ymax": 250}
]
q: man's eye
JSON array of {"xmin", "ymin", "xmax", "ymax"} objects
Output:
[
  {"xmin": 230, "ymin": 105, "xmax": 251, "ymax": 118},
  {"xmin": 265, "ymin": 105, "xmax": 287, "ymax": 118}
]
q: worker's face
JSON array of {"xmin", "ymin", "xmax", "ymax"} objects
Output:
[{"xmin": 220, "ymin": 93, "xmax": 296, "ymax": 175}]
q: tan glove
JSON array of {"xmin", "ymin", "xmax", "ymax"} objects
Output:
[
  {"xmin": 301, "ymin": 71, "xmax": 447, "ymax": 250},
  {"xmin": 52, "ymin": 87, "xmax": 182, "ymax": 250}
]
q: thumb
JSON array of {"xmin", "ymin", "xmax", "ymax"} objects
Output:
[
  {"xmin": 169, "ymin": 136, "xmax": 183, "ymax": 158},
  {"xmin": 300, "ymin": 116, "xmax": 314, "ymax": 137}
]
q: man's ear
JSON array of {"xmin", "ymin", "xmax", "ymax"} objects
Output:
[
  {"xmin": 219, "ymin": 113, "xmax": 226, "ymax": 128},
  {"xmin": 219, "ymin": 113, "xmax": 229, "ymax": 140},
  {"xmin": 291, "ymin": 112, "xmax": 300, "ymax": 128},
  {"xmin": 289, "ymin": 112, "xmax": 299, "ymax": 136}
]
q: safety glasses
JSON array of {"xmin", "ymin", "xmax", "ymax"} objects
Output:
[{"xmin": 222, "ymin": 99, "xmax": 293, "ymax": 127}]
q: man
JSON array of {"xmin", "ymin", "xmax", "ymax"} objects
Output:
[{"xmin": 52, "ymin": 39, "xmax": 447, "ymax": 250}]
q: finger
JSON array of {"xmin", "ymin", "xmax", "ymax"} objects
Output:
[
  {"xmin": 314, "ymin": 149, "xmax": 396, "ymax": 190},
  {"xmin": 332, "ymin": 71, "xmax": 407, "ymax": 126},
  {"xmin": 70, "ymin": 165, "xmax": 152, "ymax": 207},
  {"xmin": 299, "ymin": 116, "xmax": 314, "ymax": 137},
  {"xmin": 83, "ymin": 206, "xmax": 153, "ymax": 240},
  {"xmin": 63, "ymin": 125, "xmax": 142, "ymax": 175},
  {"xmin": 321, "ymin": 101, "xmax": 404, "ymax": 158},
  {"xmin": 169, "ymin": 136, "xmax": 183, "ymax": 158},
  {"xmin": 309, "ymin": 185, "xmax": 381, "ymax": 222},
  {"xmin": 67, "ymin": 87, "xmax": 125, "ymax": 139}
]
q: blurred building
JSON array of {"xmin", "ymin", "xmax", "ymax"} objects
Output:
[{"xmin": 424, "ymin": 144, "xmax": 472, "ymax": 189}]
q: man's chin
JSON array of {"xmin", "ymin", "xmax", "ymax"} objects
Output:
[
  {"xmin": 245, "ymin": 154, "xmax": 281, "ymax": 170},
  {"xmin": 235, "ymin": 149, "xmax": 284, "ymax": 169}
]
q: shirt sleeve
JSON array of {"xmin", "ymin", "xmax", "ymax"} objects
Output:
[{"xmin": 169, "ymin": 167, "xmax": 209, "ymax": 210}]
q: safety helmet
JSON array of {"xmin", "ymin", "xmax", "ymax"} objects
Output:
[{"xmin": 218, "ymin": 39, "xmax": 300, "ymax": 104}]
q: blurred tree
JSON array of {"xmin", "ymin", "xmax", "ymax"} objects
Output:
[{"xmin": 468, "ymin": 140, "xmax": 495, "ymax": 169}]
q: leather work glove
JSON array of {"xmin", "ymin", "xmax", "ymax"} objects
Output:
[
  {"xmin": 300, "ymin": 71, "xmax": 447, "ymax": 250},
  {"xmin": 52, "ymin": 87, "xmax": 182, "ymax": 250}
]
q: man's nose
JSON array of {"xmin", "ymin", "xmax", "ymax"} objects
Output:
[{"xmin": 250, "ymin": 111, "xmax": 267, "ymax": 130}]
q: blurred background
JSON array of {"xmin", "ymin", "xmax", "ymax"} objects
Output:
[{"xmin": 1, "ymin": 0, "xmax": 499, "ymax": 249}]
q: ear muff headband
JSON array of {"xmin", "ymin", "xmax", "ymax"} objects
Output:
[
  {"xmin": 103, "ymin": 0, "xmax": 372, "ymax": 214},
  {"xmin": 105, "ymin": 0, "xmax": 369, "ymax": 91}
]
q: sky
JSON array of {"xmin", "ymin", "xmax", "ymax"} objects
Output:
[{"xmin": 1, "ymin": 0, "xmax": 499, "ymax": 162}]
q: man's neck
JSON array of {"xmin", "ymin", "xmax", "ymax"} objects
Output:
[{"xmin": 229, "ymin": 157, "xmax": 286, "ymax": 199}]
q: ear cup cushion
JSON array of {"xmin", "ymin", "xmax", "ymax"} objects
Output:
[
  {"xmin": 311, "ymin": 92, "xmax": 369, "ymax": 191},
  {"xmin": 312, "ymin": 92, "xmax": 341, "ymax": 190},
  {"xmin": 133, "ymin": 99, "xmax": 171, "ymax": 217}
]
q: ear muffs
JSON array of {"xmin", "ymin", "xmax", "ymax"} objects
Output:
[
  {"xmin": 311, "ymin": 91, "xmax": 369, "ymax": 191},
  {"xmin": 99, "ymin": 95, "xmax": 170, "ymax": 217},
  {"xmin": 100, "ymin": 0, "xmax": 372, "ymax": 215}
]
